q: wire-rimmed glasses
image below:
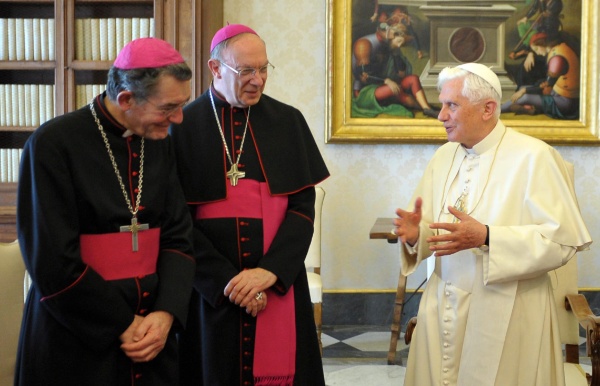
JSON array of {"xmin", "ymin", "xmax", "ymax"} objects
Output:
[{"xmin": 219, "ymin": 60, "xmax": 275, "ymax": 79}]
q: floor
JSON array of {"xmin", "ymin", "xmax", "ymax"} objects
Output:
[
  {"xmin": 321, "ymin": 325, "xmax": 592, "ymax": 386},
  {"xmin": 322, "ymin": 325, "xmax": 406, "ymax": 385}
]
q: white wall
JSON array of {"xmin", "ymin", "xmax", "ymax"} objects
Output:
[{"xmin": 223, "ymin": 0, "xmax": 600, "ymax": 291}]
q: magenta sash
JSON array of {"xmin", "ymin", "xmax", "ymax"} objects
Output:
[
  {"xmin": 196, "ymin": 179, "xmax": 296, "ymax": 385},
  {"xmin": 79, "ymin": 228, "xmax": 160, "ymax": 280}
]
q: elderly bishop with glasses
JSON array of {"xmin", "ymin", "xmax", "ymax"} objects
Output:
[{"xmin": 170, "ymin": 24, "xmax": 329, "ymax": 385}]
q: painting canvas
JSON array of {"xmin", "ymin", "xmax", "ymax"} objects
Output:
[{"xmin": 326, "ymin": 0, "xmax": 599, "ymax": 144}]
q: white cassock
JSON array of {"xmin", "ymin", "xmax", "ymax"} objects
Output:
[{"xmin": 401, "ymin": 121, "xmax": 592, "ymax": 386}]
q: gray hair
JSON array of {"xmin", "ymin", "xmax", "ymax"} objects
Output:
[
  {"xmin": 106, "ymin": 62, "xmax": 192, "ymax": 102},
  {"xmin": 210, "ymin": 33, "xmax": 265, "ymax": 62},
  {"xmin": 438, "ymin": 66, "xmax": 501, "ymax": 118}
]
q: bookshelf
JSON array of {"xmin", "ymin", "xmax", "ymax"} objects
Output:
[{"xmin": 0, "ymin": 0, "xmax": 223, "ymax": 241}]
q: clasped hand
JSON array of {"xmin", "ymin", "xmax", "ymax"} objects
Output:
[
  {"xmin": 393, "ymin": 197, "xmax": 487, "ymax": 257},
  {"xmin": 119, "ymin": 311, "xmax": 173, "ymax": 363},
  {"xmin": 224, "ymin": 267, "xmax": 277, "ymax": 317}
]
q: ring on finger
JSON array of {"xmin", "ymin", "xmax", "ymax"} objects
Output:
[{"xmin": 255, "ymin": 292, "xmax": 263, "ymax": 301}]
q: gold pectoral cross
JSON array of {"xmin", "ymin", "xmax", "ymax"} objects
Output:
[
  {"xmin": 120, "ymin": 217, "xmax": 149, "ymax": 252},
  {"xmin": 226, "ymin": 163, "xmax": 245, "ymax": 186},
  {"xmin": 452, "ymin": 192, "xmax": 468, "ymax": 223}
]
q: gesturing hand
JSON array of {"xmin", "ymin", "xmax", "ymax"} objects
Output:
[
  {"xmin": 426, "ymin": 206, "xmax": 487, "ymax": 257},
  {"xmin": 393, "ymin": 197, "xmax": 423, "ymax": 246}
]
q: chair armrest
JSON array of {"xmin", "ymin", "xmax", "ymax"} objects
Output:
[
  {"xmin": 405, "ymin": 317, "xmax": 417, "ymax": 345},
  {"xmin": 565, "ymin": 294, "xmax": 600, "ymax": 386}
]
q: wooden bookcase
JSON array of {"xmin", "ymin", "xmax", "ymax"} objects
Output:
[{"xmin": 0, "ymin": 0, "xmax": 223, "ymax": 241}]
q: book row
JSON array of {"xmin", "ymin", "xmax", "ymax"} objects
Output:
[
  {"xmin": 75, "ymin": 84, "xmax": 105, "ymax": 110},
  {"xmin": 0, "ymin": 18, "xmax": 56, "ymax": 61},
  {"xmin": 0, "ymin": 84, "xmax": 55, "ymax": 127},
  {"xmin": 0, "ymin": 17, "xmax": 154, "ymax": 62},
  {"xmin": 0, "ymin": 148, "xmax": 22, "ymax": 183},
  {"xmin": 75, "ymin": 18, "xmax": 155, "ymax": 61},
  {"xmin": 0, "ymin": 84, "xmax": 111, "ymax": 127}
]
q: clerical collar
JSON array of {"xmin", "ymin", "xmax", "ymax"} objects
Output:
[
  {"xmin": 469, "ymin": 121, "xmax": 506, "ymax": 155},
  {"xmin": 95, "ymin": 92, "xmax": 131, "ymax": 137}
]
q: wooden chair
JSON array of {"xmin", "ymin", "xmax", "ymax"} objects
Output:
[
  {"xmin": 306, "ymin": 186, "xmax": 325, "ymax": 355},
  {"xmin": 0, "ymin": 240, "xmax": 27, "ymax": 386}
]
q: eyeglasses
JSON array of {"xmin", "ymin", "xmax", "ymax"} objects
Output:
[
  {"xmin": 219, "ymin": 60, "xmax": 275, "ymax": 79},
  {"xmin": 141, "ymin": 98, "xmax": 189, "ymax": 117}
]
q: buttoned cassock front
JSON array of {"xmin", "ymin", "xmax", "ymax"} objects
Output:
[{"xmin": 401, "ymin": 122, "xmax": 591, "ymax": 386}]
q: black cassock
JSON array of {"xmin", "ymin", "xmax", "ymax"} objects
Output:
[
  {"xmin": 16, "ymin": 93, "xmax": 195, "ymax": 386},
  {"xmin": 171, "ymin": 89, "xmax": 330, "ymax": 386}
]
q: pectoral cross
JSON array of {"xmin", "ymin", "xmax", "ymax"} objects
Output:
[
  {"xmin": 452, "ymin": 192, "xmax": 468, "ymax": 223},
  {"xmin": 226, "ymin": 163, "xmax": 245, "ymax": 186},
  {"xmin": 120, "ymin": 216, "xmax": 149, "ymax": 252}
]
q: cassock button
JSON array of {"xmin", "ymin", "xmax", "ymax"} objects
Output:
[
  {"xmin": 139, "ymin": 309, "xmax": 147, "ymax": 315},
  {"xmin": 133, "ymin": 152, "xmax": 139, "ymax": 158},
  {"xmin": 242, "ymin": 252, "xmax": 251, "ymax": 257},
  {"xmin": 132, "ymin": 171, "xmax": 138, "ymax": 176},
  {"xmin": 143, "ymin": 291, "xmax": 150, "ymax": 298},
  {"xmin": 135, "ymin": 373, "xmax": 142, "ymax": 379}
]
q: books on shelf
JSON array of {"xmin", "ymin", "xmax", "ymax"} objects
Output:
[
  {"xmin": 0, "ymin": 84, "xmax": 55, "ymax": 127},
  {"xmin": 0, "ymin": 18, "xmax": 55, "ymax": 61},
  {"xmin": 0, "ymin": 17, "xmax": 154, "ymax": 62},
  {"xmin": 76, "ymin": 84, "xmax": 105, "ymax": 110},
  {"xmin": 75, "ymin": 18, "xmax": 155, "ymax": 61},
  {"xmin": 0, "ymin": 148, "xmax": 23, "ymax": 183}
]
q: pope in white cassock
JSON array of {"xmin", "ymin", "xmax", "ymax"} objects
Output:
[{"xmin": 393, "ymin": 62, "xmax": 592, "ymax": 386}]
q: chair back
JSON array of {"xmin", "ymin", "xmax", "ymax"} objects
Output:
[
  {"xmin": 305, "ymin": 186, "xmax": 325, "ymax": 270},
  {"xmin": 0, "ymin": 240, "xmax": 26, "ymax": 386}
]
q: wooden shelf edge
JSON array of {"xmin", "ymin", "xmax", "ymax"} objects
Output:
[{"xmin": 0, "ymin": 61, "xmax": 57, "ymax": 70}]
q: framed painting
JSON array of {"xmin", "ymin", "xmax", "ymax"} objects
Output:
[{"xmin": 326, "ymin": 0, "xmax": 600, "ymax": 144}]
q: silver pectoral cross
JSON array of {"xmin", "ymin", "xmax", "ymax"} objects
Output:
[
  {"xmin": 226, "ymin": 163, "xmax": 245, "ymax": 186},
  {"xmin": 120, "ymin": 217, "xmax": 149, "ymax": 252}
]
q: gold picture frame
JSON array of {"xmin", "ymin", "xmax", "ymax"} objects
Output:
[{"xmin": 326, "ymin": 0, "xmax": 599, "ymax": 145}]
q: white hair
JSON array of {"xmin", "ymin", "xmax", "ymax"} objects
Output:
[{"xmin": 437, "ymin": 66, "xmax": 501, "ymax": 118}]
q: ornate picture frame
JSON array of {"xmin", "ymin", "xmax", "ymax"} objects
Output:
[{"xmin": 326, "ymin": 0, "xmax": 599, "ymax": 145}]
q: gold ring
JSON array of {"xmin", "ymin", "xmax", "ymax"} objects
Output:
[
  {"xmin": 255, "ymin": 292, "xmax": 263, "ymax": 300},
  {"xmin": 390, "ymin": 228, "xmax": 397, "ymax": 236}
]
